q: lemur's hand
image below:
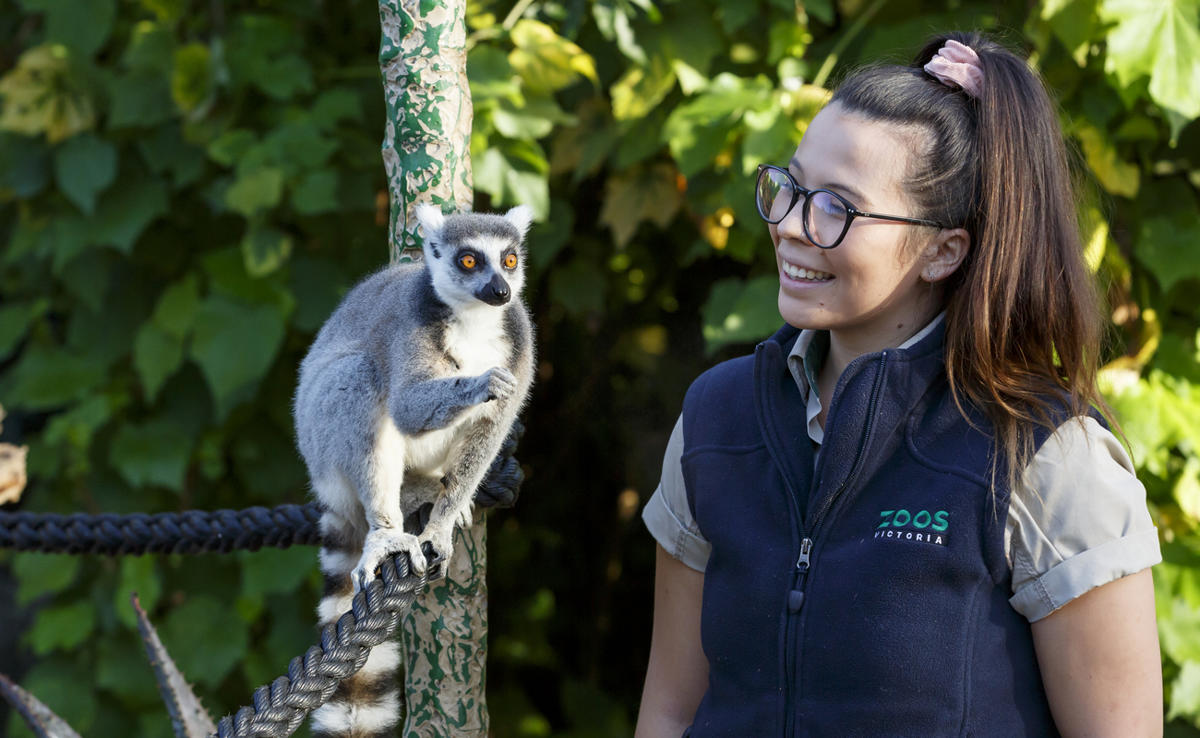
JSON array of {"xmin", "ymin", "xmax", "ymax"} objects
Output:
[{"xmin": 477, "ymin": 367, "xmax": 516, "ymax": 402}]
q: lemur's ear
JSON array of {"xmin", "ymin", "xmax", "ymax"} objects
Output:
[
  {"xmin": 415, "ymin": 203, "xmax": 446, "ymax": 241},
  {"xmin": 504, "ymin": 205, "xmax": 534, "ymax": 239}
]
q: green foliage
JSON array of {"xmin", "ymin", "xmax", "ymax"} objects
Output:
[{"xmin": 0, "ymin": 0, "xmax": 1197, "ymax": 734}]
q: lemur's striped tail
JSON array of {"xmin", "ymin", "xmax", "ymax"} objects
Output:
[{"xmin": 310, "ymin": 510, "xmax": 402, "ymax": 738}]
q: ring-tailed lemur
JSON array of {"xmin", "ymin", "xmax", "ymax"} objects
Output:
[{"xmin": 293, "ymin": 204, "xmax": 535, "ymax": 738}]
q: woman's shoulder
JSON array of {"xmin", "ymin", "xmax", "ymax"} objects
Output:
[{"xmin": 1007, "ymin": 415, "xmax": 1161, "ymax": 621}]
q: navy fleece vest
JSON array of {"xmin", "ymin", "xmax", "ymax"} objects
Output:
[{"xmin": 681, "ymin": 323, "xmax": 1059, "ymax": 737}]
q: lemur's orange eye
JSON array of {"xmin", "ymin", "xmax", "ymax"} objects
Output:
[
  {"xmin": 459, "ymin": 253, "xmax": 476, "ymax": 269},
  {"xmin": 503, "ymin": 253, "xmax": 518, "ymax": 269}
]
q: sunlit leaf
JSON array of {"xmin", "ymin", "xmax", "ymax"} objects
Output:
[
  {"xmin": 1100, "ymin": 0, "xmax": 1200, "ymax": 140},
  {"xmin": 1168, "ymin": 661, "xmax": 1200, "ymax": 725},
  {"xmin": 509, "ymin": 19, "xmax": 598, "ymax": 93},
  {"xmin": 240, "ymin": 221, "xmax": 294, "ymax": 277},
  {"xmin": 224, "ymin": 167, "xmax": 284, "ymax": 216},
  {"xmin": 702, "ymin": 275, "xmax": 782, "ymax": 352},
  {"xmin": 171, "ymin": 43, "xmax": 213, "ymax": 114},
  {"xmin": 610, "ymin": 55, "xmax": 677, "ymax": 121}
]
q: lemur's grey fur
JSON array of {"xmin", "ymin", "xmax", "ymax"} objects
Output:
[{"xmin": 293, "ymin": 204, "xmax": 535, "ymax": 738}]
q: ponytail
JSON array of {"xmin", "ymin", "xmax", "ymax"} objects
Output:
[{"xmin": 832, "ymin": 32, "xmax": 1111, "ymax": 491}]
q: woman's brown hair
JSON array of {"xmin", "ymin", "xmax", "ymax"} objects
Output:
[{"xmin": 831, "ymin": 31, "xmax": 1112, "ymax": 491}]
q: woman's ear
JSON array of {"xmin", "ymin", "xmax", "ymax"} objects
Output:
[{"xmin": 921, "ymin": 228, "xmax": 970, "ymax": 282}]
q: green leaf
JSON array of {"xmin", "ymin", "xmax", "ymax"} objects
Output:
[
  {"xmin": 225, "ymin": 15, "xmax": 313, "ymax": 100},
  {"xmin": 21, "ymin": 0, "xmax": 116, "ymax": 57},
  {"xmin": 473, "ymin": 141, "xmax": 550, "ymax": 219},
  {"xmin": 189, "ymin": 294, "xmax": 287, "ymax": 418},
  {"xmin": 137, "ymin": 124, "xmax": 205, "ymax": 186},
  {"xmin": 3, "ymin": 345, "xmax": 107, "ymax": 410},
  {"xmin": 241, "ymin": 221, "xmax": 294, "ymax": 277},
  {"xmin": 12, "ymin": 657, "xmax": 97, "ymax": 732},
  {"xmin": 108, "ymin": 417, "xmax": 194, "ymax": 491},
  {"xmin": 0, "ymin": 299, "xmax": 47, "ymax": 361},
  {"xmin": 291, "ymin": 169, "xmax": 339, "ymax": 215},
  {"xmin": 239, "ymin": 547, "xmax": 315, "ymax": 598},
  {"xmin": 161, "ymin": 595, "xmax": 249, "ymax": 686},
  {"xmin": 90, "ymin": 175, "xmax": 169, "ymax": 253},
  {"xmin": 492, "ymin": 95, "xmax": 576, "ymax": 139},
  {"xmin": 0, "ymin": 132, "xmax": 50, "ymax": 199},
  {"xmin": 171, "ymin": 43, "xmax": 213, "ymax": 114},
  {"xmin": 152, "ymin": 275, "xmax": 201, "ymax": 338},
  {"xmin": 701, "ymin": 275, "xmax": 783, "ymax": 352},
  {"xmin": 1041, "ymin": 0, "xmax": 1100, "ymax": 65},
  {"xmin": 122, "ymin": 21, "xmax": 175, "ymax": 70},
  {"xmin": 1169, "ymin": 659, "xmax": 1200, "ymax": 723},
  {"xmin": 27, "ymin": 600, "xmax": 96, "ymax": 655},
  {"xmin": 224, "ymin": 167, "xmax": 284, "ymax": 216},
  {"xmin": 53, "ymin": 133, "xmax": 117, "ymax": 214},
  {"xmin": 1101, "ymin": 0, "xmax": 1200, "ymax": 140},
  {"xmin": 598, "ymin": 163, "xmax": 683, "ymax": 246},
  {"xmin": 107, "ymin": 70, "xmax": 175, "ymax": 129},
  {"xmin": 311, "ymin": 88, "xmax": 363, "ymax": 129},
  {"xmin": 133, "ymin": 322, "xmax": 184, "ymax": 401},
  {"xmin": 1137, "ymin": 212, "xmax": 1200, "ymax": 293},
  {"xmin": 207, "ymin": 129, "xmax": 257, "ymax": 167},
  {"xmin": 508, "ymin": 19, "xmax": 598, "ymax": 93},
  {"xmin": 12, "ymin": 553, "xmax": 81, "ymax": 605}
]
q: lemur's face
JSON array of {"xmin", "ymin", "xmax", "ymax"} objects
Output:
[{"xmin": 417, "ymin": 206, "xmax": 533, "ymax": 310}]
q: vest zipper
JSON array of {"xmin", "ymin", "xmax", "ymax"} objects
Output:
[{"xmin": 783, "ymin": 350, "xmax": 888, "ymax": 737}]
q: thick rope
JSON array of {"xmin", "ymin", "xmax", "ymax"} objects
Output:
[
  {"xmin": 0, "ymin": 422, "xmax": 524, "ymax": 555},
  {"xmin": 216, "ymin": 549, "xmax": 435, "ymax": 737}
]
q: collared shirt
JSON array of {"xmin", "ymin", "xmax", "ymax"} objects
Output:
[{"xmin": 643, "ymin": 316, "xmax": 1160, "ymax": 622}]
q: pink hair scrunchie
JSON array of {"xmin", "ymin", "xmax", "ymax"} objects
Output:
[{"xmin": 923, "ymin": 40, "xmax": 984, "ymax": 98}]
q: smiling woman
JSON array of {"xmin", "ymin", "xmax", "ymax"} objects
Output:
[{"xmin": 636, "ymin": 30, "xmax": 1162, "ymax": 738}]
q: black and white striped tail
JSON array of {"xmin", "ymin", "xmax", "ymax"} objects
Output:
[{"xmin": 310, "ymin": 510, "xmax": 402, "ymax": 737}]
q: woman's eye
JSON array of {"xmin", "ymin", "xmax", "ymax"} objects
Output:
[
  {"xmin": 503, "ymin": 253, "xmax": 518, "ymax": 269},
  {"xmin": 459, "ymin": 254, "xmax": 476, "ymax": 269}
]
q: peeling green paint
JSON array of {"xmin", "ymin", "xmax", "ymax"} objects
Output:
[{"xmin": 379, "ymin": 0, "xmax": 487, "ymax": 734}]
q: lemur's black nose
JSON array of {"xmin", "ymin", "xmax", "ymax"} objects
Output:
[{"xmin": 479, "ymin": 274, "xmax": 511, "ymax": 305}]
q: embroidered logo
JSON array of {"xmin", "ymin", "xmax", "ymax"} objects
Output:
[{"xmin": 874, "ymin": 509, "xmax": 949, "ymax": 546}]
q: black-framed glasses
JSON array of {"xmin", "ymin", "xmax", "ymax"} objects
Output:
[{"xmin": 755, "ymin": 164, "xmax": 949, "ymax": 249}]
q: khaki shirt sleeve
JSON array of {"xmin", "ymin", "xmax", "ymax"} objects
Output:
[
  {"xmin": 1007, "ymin": 416, "xmax": 1161, "ymax": 622},
  {"xmin": 641, "ymin": 415, "xmax": 712, "ymax": 573}
]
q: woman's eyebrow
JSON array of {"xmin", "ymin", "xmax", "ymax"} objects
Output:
[{"xmin": 788, "ymin": 157, "xmax": 867, "ymax": 204}]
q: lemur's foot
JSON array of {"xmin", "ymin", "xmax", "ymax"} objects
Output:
[
  {"xmin": 353, "ymin": 527, "xmax": 425, "ymax": 591},
  {"xmin": 417, "ymin": 521, "xmax": 456, "ymax": 572}
]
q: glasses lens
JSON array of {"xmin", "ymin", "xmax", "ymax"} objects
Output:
[
  {"xmin": 807, "ymin": 190, "xmax": 849, "ymax": 248},
  {"xmin": 756, "ymin": 168, "xmax": 794, "ymax": 223}
]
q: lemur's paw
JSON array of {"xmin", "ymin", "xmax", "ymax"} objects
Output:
[
  {"xmin": 482, "ymin": 367, "xmax": 516, "ymax": 402},
  {"xmin": 417, "ymin": 522, "xmax": 456, "ymax": 571},
  {"xmin": 353, "ymin": 527, "xmax": 425, "ymax": 591}
]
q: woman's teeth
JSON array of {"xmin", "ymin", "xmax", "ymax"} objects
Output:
[{"xmin": 782, "ymin": 262, "xmax": 833, "ymax": 281}]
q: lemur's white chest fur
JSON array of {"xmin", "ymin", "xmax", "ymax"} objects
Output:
[{"xmin": 398, "ymin": 308, "xmax": 510, "ymax": 475}]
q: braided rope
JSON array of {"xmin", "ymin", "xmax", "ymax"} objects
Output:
[
  {"xmin": 0, "ymin": 422, "xmax": 524, "ymax": 555},
  {"xmin": 0, "ymin": 504, "xmax": 322, "ymax": 555},
  {"xmin": 215, "ymin": 550, "xmax": 433, "ymax": 737}
]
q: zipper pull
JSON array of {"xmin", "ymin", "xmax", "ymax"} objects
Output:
[{"xmin": 796, "ymin": 537, "xmax": 812, "ymax": 571}]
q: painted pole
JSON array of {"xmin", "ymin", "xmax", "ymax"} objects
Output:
[{"xmin": 377, "ymin": 1, "xmax": 489, "ymax": 735}]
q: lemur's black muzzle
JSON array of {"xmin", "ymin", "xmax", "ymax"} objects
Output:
[{"xmin": 477, "ymin": 274, "xmax": 511, "ymax": 306}]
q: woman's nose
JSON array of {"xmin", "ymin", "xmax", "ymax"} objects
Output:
[{"xmin": 775, "ymin": 203, "xmax": 811, "ymax": 246}]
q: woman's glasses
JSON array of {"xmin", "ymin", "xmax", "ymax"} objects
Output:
[{"xmin": 754, "ymin": 164, "xmax": 948, "ymax": 249}]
